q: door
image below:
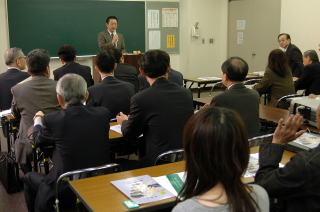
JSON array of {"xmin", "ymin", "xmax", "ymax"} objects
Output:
[{"xmin": 228, "ymin": 0, "xmax": 281, "ymax": 72}]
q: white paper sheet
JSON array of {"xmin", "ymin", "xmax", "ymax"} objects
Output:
[
  {"xmin": 148, "ymin": 10, "xmax": 160, "ymax": 29},
  {"xmin": 149, "ymin": 30, "xmax": 161, "ymax": 49},
  {"xmin": 290, "ymin": 133, "xmax": 320, "ymax": 149},
  {"xmin": 244, "ymin": 153, "xmax": 284, "ymax": 178},
  {"xmin": 252, "ymin": 71, "xmax": 265, "ymax": 76},
  {"xmin": 237, "ymin": 31, "xmax": 244, "ymax": 45},
  {"xmin": 110, "ymin": 124, "xmax": 122, "ymax": 135},
  {"xmin": 236, "ymin": 20, "xmax": 246, "ymax": 30},
  {"xmin": 197, "ymin": 77, "xmax": 221, "ymax": 81},
  {"xmin": 0, "ymin": 109, "xmax": 12, "ymax": 117},
  {"xmin": 162, "ymin": 8, "xmax": 178, "ymax": 27}
]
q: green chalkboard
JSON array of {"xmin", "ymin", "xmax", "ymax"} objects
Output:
[{"xmin": 7, "ymin": 0, "xmax": 145, "ymax": 56}]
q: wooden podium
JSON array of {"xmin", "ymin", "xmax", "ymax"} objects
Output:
[{"xmin": 92, "ymin": 54, "xmax": 143, "ymax": 84}]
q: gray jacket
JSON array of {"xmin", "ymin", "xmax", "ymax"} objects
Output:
[
  {"xmin": 97, "ymin": 30, "xmax": 125, "ymax": 52},
  {"xmin": 11, "ymin": 76, "xmax": 60, "ymax": 164}
]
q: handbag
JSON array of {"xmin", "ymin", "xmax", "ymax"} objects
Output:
[{"xmin": 0, "ymin": 151, "xmax": 22, "ymax": 193}]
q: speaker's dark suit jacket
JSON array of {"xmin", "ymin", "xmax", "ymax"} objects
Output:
[
  {"xmin": 286, "ymin": 44, "xmax": 304, "ymax": 77},
  {"xmin": 87, "ymin": 76, "xmax": 135, "ymax": 118},
  {"xmin": 211, "ymin": 83, "xmax": 260, "ymax": 138},
  {"xmin": 121, "ymin": 78, "xmax": 194, "ymax": 167},
  {"xmin": 97, "ymin": 30, "xmax": 125, "ymax": 52},
  {"xmin": 53, "ymin": 62, "xmax": 94, "ymax": 87},
  {"xmin": 24, "ymin": 105, "xmax": 111, "ymax": 212},
  {"xmin": 295, "ymin": 62, "xmax": 320, "ymax": 95},
  {"xmin": 114, "ymin": 63, "xmax": 139, "ymax": 92},
  {"xmin": 0, "ymin": 68, "xmax": 29, "ymax": 111}
]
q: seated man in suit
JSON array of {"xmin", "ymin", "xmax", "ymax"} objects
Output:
[
  {"xmin": 138, "ymin": 68, "xmax": 184, "ymax": 91},
  {"xmin": 87, "ymin": 50, "xmax": 135, "ymax": 118},
  {"xmin": 255, "ymin": 109, "xmax": 320, "ymax": 211},
  {"xmin": 116, "ymin": 50, "xmax": 194, "ymax": 168},
  {"xmin": 53, "ymin": 45, "xmax": 93, "ymax": 87},
  {"xmin": 112, "ymin": 47, "xmax": 139, "ymax": 92},
  {"xmin": 11, "ymin": 49, "xmax": 60, "ymax": 173},
  {"xmin": 23, "ymin": 74, "xmax": 111, "ymax": 212},
  {"xmin": 0, "ymin": 47, "xmax": 29, "ymax": 111},
  {"xmin": 210, "ymin": 57, "xmax": 260, "ymax": 138},
  {"xmin": 295, "ymin": 50, "xmax": 320, "ymax": 95}
]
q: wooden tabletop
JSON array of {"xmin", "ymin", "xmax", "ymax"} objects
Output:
[
  {"xmin": 69, "ymin": 146, "xmax": 295, "ymax": 212},
  {"xmin": 183, "ymin": 77, "xmax": 221, "ymax": 83},
  {"xmin": 259, "ymin": 104, "xmax": 289, "ymax": 123},
  {"xmin": 246, "ymin": 73, "xmax": 263, "ymax": 79}
]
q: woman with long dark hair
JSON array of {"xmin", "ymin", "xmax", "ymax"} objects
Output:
[
  {"xmin": 172, "ymin": 107, "xmax": 269, "ymax": 212},
  {"xmin": 253, "ymin": 49, "xmax": 295, "ymax": 106}
]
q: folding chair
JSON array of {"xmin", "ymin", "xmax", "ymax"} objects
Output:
[
  {"xmin": 276, "ymin": 94, "xmax": 303, "ymax": 109},
  {"xmin": 154, "ymin": 149, "xmax": 184, "ymax": 166},
  {"xmin": 248, "ymin": 133, "xmax": 273, "ymax": 147},
  {"xmin": 54, "ymin": 163, "xmax": 120, "ymax": 212}
]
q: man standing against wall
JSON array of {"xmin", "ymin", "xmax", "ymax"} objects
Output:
[{"xmin": 97, "ymin": 16, "xmax": 125, "ymax": 52}]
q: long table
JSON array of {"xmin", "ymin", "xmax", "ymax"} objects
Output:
[
  {"xmin": 69, "ymin": 146, "xmax": 295, "ymax": 212},
  {"xmin": 184, "ymin": 73, "xmax": 262, "ymax": 98},
  {"xmin": 192, "ymin": 99, "xmax": 320, "ymax": 133}
]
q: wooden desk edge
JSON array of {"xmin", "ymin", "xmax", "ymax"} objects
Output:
[{"xmin": 69, "ymin": 148, "xmax": 295, "ymax": 211}]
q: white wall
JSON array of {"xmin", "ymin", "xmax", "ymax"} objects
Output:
[
  {"xmin": 280, "ymin": 0, "xmax": 320, "ymax": 54},
  {"xmin": 0, "ymin": 0, "xmax": 228, "ymax": 79},
  {"xmin": 180, "ymin": 0, "xmax": 228, "ymax": 78},
  {"xmin": 0, "ymin": 0, "xmax": 9, "ymax": 73}
]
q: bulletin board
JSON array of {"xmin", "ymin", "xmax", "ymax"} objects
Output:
[{"xmin": 146, "ymin": 1, "xmax": 180, "ymax": 53}]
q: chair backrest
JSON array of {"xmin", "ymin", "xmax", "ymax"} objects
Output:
[
  {"xmin": 209, "ymin": 82, "xmax": 224, "ymax": 96},
  {"xmin": 276, "ymin": 94, "xmax": 303, "ymax": 109},
  {"xmin": 248, "ymin": 133, "xmax": 273, "ymax": 147},
  {"xmin": 243, "ymin": 78, "xmax": 261, "ymax": 85},
  {"xmin": 54, "ymin": 163, "xmax": 120, "ymax": 212},
  {"xmin": 154, "ymin": 149, "xmax": 184, "ymax": 166}
]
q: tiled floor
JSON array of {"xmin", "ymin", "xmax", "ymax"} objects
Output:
[{"xmin": 0, "ymin": 182, "xmax": 27, "ymax": 212}]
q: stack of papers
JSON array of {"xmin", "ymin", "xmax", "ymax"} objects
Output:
[
  {"xmin": 252, "ymin": 71, "xmax": 265, "ymax": 76},
  {"xmin": 111, "ymin": 175, "xmax": 175, "ymax": 204},
  {"xmin": 244, "ymin": 153, "xmax": 284, "ymax": 178},
  {"xmin": 197, "ymin": 77, "xmax": 221, "ymax": 81},
  {"xmin": 288, "ymin": 133, "xmax": 320, "ymax": 150}
]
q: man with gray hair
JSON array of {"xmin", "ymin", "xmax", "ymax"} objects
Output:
[
  {"xmin": 0, "ymin": 47, "xmax": 29, "ymax": 111},
  {"xmin": 295, "ymin": 50, "xmax": 320, "ymax": 95},
  {"xmin": 23, "ymin": 74, "xmax": 111, "ymax": 212},
  {"xmin": 11, "ymin": 49, "xmax": 60, "ymax": 173}
]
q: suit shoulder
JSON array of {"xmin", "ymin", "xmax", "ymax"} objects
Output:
[
  {"xmin": 87, "ymin": 106, "xmax": 111, "ymax": 118},
  {"xmin": 76, "ymin": 62, "xmax": 91, "ymax": 70},
  {"xmin": 20, "ymin": 71, "xmax": 30, "ymax": 78}
]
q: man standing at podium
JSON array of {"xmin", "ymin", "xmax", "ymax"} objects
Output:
[{"xmin": 98, "ymin": 16, "xmax": 125, "ymax": 52}]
